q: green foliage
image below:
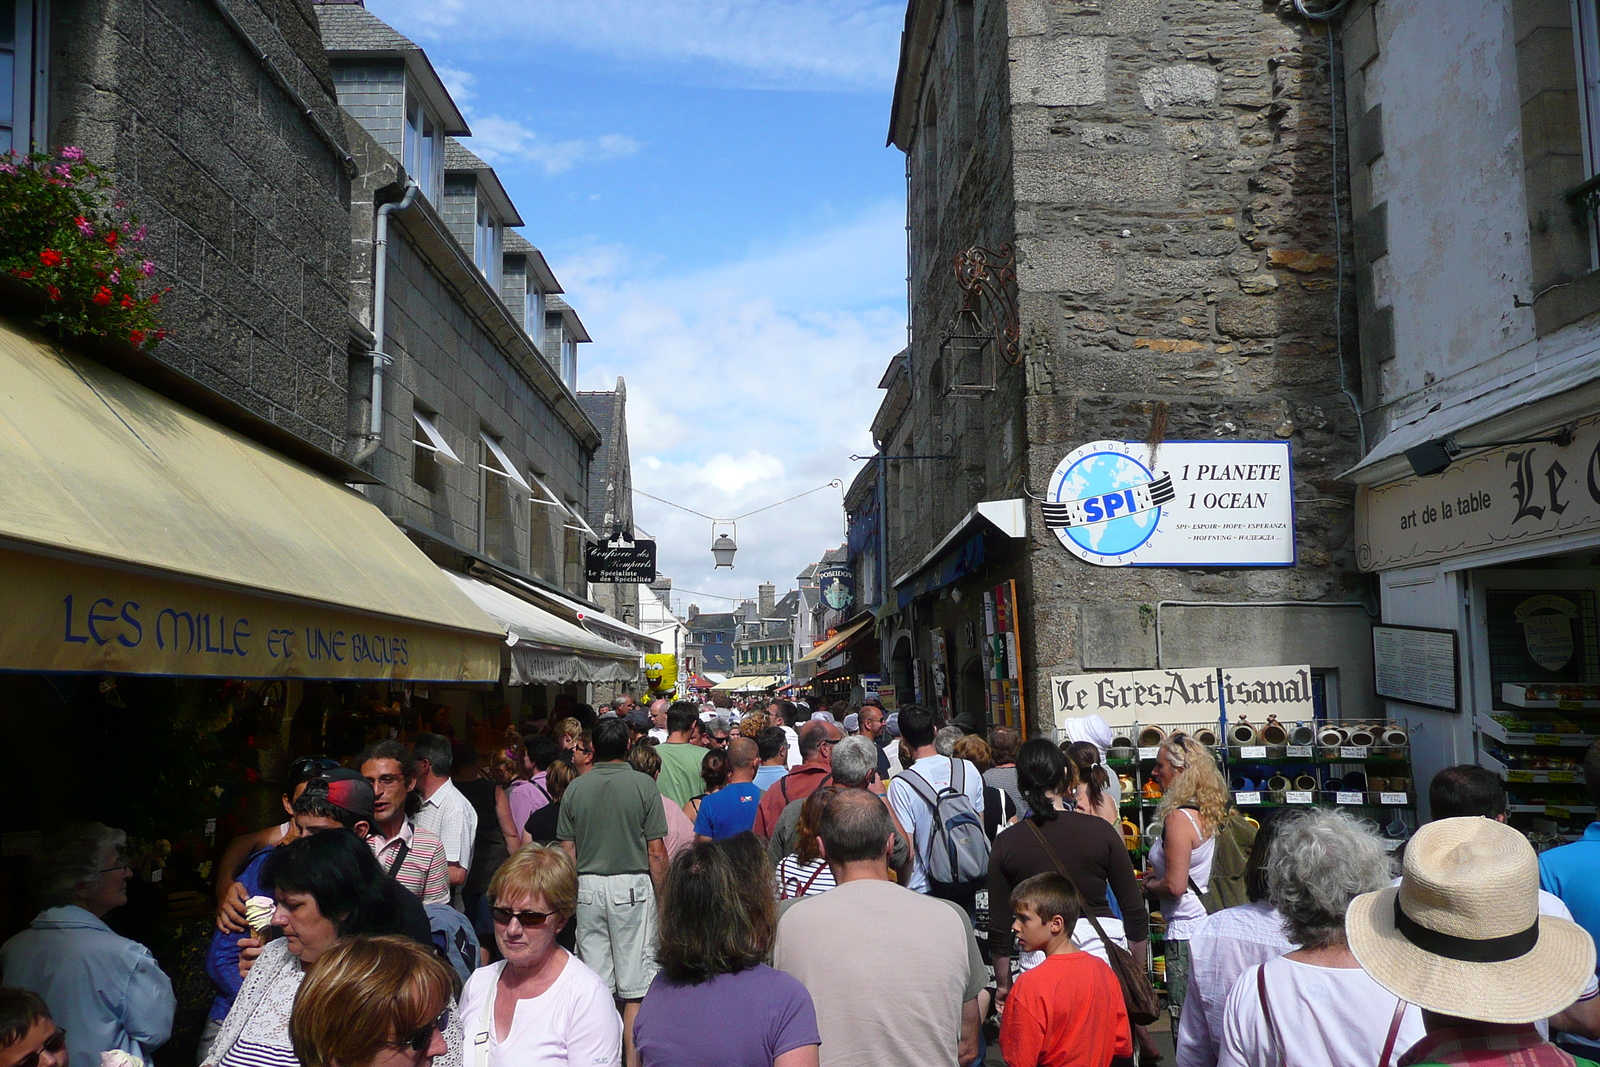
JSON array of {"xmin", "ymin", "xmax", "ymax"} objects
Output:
[{"xmin": 0, "ymin": 146, "xmax": 168, "ymax": 346}]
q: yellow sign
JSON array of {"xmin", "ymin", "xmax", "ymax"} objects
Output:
[
  {"xmin": 0, "ymin": 547, "xmax": 500, "ymax": 681},
  {"xmin": 644, "ymin": 653, "xmax": 678, "ymax": 695}
]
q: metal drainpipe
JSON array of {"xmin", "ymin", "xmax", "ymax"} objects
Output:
[
  {"xmin": 1153, "ymin": 599, "xmax": 1377, "ymax": 668},
  {"xmin": 352, "ymin": 180, "xmax": 420, "ymax": 465}
]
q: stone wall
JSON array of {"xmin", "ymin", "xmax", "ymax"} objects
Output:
[
  {"xmin": 890, "ymin": 0, "xmax": 1374, "ymax": 724},
  {"xmin": 51, "ymin": 0, "xmax": 353, "ymax": 455}
]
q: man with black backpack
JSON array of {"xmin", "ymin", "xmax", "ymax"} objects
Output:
[{"xmin": 889, "ymin": 705, "xmax": 989, "ymax": 920}]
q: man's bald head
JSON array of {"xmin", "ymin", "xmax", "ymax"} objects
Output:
[
  {"xmin": 728, "ymin": 736, "xmax": 759, "ymax": 770},
  {"xmin": 798, "ymin": 720, "xmax": 842, "ymax": 762}
]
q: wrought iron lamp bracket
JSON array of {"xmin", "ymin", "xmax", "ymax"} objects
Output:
[{"xmin": 953, "ymin": 243, "xmax": 1021, "ymax": 366}]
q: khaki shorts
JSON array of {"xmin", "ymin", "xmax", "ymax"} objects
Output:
[{"xmin": 576, "ymin": 872, "xmax": 659, "ymax": 1000}]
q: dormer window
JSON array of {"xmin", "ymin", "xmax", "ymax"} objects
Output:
[
  {"xmin": 475, "ymin": 201, "xmax": 501, "ymax": 287},
  {"xmin": 560, "ymin": 336, "xmax": 577, "ymax": 390},
  {"xmin": 524, "ymin": 286, "xmax": 545, "ymax": 340},
  {"xmin": 403, "ymin": 91, "xmax": 442, "ymax": 203}
]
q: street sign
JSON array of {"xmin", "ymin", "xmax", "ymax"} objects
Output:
[{"xmin": 585, "ymin": 539, "xmax": 657, "ymax": 583}]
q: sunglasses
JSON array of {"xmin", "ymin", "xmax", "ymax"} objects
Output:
[
  {"xmin": 16, "ymin": 1028, "xmax": 65, "ymax": 1067},
  {"xmin": 401, "ymin": 1007, "xmax": 450, "ymax": 1053},
  {"xmin": 490, "ymin": 905, "xmax": 557, "ymax": 927}
]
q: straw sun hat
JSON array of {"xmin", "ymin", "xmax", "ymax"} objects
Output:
[{"xmin": 1347, "ymin": 817, "xmax": 1595, "ymax": 1024}]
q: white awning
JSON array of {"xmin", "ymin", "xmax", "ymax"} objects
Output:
[
  {"xmin": 482, "ymin": 569, "xmax": 661, "ymax": 653},
  {"xmin": 441, "ymin": 572, "xmax": 641, "ymax": 685},
  {"xmin": 413, "ymin": 411, "xmax": 462, "ymax": 464},
  {"xmin": 892, "ymin": 498, "xmax": 1027, "ymax": 589}
]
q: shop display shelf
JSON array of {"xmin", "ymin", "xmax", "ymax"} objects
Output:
[
  {"xmin": 1507, "ymin": 804, "xmax": 1599, "ymax": 815},
  {"xmin": 1483, "ymin": 750, "xmax": 1587, "ymax": 784},
  {"xmin": 1478, "ymin": 713, "xmax": 1597, "ymax": 748},
  {"xmin": 1502, "ymin": 683, "xmax": 1600, "ymax": 710}
]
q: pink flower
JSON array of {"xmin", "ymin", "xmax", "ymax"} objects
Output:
[
  {"xmin": 75, "ymin": 216, "xmax": 94, "ymax": 236},
  {"xmin": 132, "ymin": 225, "xmax": 146, "ymax": 242},
  {"xmin": 139, "ymin": 260, "xmax": 155, "ymax": 277},
  {"xmin": 109, "ymin": 269, "xmax": 120, "ymax": 284},
  {"xmin": 59, "ymin": 146, "xmax": 84, "ymax": 161},
  {"xmin": 0, "ymin": 163, "xmax": 17, "ymax": 175},
  {"xmin": 54, "ymin": 163, "xmax": 72, "ymax": 178}
]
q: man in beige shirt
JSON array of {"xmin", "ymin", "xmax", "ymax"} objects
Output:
[{"xmin": 774, "ymin": 790, "xmax": 985, "ymax": 1067}]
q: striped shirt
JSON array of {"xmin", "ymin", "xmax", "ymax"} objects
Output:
[
  {"xmin": 217, "ymin": 1038, "xmax": 297, "ymax": 1067},
  {"xmin": 776, "ymin": 855, "xmax": 835, "ymax": 899},
  {"xmin": 369, "ymin": 820, "xmax": 449, "ymax": 905}
]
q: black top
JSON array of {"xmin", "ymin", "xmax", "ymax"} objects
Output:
[
  {"xmin": 456, "ymin": 775, "xmax": 508, "ymax": 896},
  {"xmin": 525, "ymin": 800, "xmax": 562, "ymax": 845}
]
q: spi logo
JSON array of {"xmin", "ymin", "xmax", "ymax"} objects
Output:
[{"xmin": 1043, "ymin": 441, "xmax": 1177, "ymax": 566}]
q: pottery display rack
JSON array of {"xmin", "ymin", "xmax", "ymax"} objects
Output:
[
  {"xmin": 1104, "ymin": 717, "xmax": 1419, "ymax": 864},
  {"xmin": 1481, "ymin": 682, "xmax": 1600, "ymax": 850}
]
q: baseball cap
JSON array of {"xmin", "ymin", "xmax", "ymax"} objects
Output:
[
  {"xmin": 626, "ymin": 707, "xmax": 652, "ymax": 729},
  {"xmin": 307, "ymin": 767, "xmax": 376, "ymax": 823}
]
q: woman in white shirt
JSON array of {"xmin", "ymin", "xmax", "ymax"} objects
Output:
[
  {"xmin": 1143, "ymin": 732, "xmax": 1225, "ymax": 1023},
  {"xmin": 459, "ymin": 845, "xmax": 621, "ymax": 1067},
  {"xmin": 1216, "ymin": 808, "xmax": 1421, "ymax": 1067}
]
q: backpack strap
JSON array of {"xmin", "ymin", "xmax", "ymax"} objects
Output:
[
  {"xmin": 1377, "ymin": 997, "xmax": 1408, "ymax": 1067},
  {"xmin": 899, "ymin": 766, "xmax": 943, "ymax": 812},
  {"xmin": 1256, "ymin": 965, "xmax": 1287, "ymax": 1067}
]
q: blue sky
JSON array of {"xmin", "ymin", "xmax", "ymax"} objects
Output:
[{"xmin": 367, "ymin": 0, "xmax": 908, "ymax": 612}]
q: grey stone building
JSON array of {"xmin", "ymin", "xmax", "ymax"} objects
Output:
[
  {"xmin": 38, "ymin": 0, "xmax": 356, "ymax": 470},
  {"xmin": 578, "ymin": 378, "xmax": 640, "ymax": 630},
  {"xmin": 877, "ymin": 0, "xmax": 1377, "ymax": 731}
]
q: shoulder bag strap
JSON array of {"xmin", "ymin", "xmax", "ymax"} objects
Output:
[
  {"xmin": 1376, "ymin": 998, "xmax": 1408, "ymax": 1067},
  {"xmin": 473, "ymin": 964, "xmax": 500, "ymax": 1067},
  {"xmin": 1022, "ymin": 818, "xmax": 1119, "ymax": 955},
  {"xmin": 385, "ymin": 839, "xmax": 410, "ymax": 879},
  {"xmin": 797, "ymin": 862, "xmax": 827, "ymax": 897},
  {"xmin": 1256, "ymin": 965, "xmax": 1287, "ymax": 1067}
]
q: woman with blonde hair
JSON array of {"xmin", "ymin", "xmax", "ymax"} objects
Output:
[
  {"xmin": 289, "ymin": 936, "xmax": 455, "ymax": 1067},
  {"xmin": 458, "ymin": 845, "xmax": 621, "ymax": 1067},
  {"xmin": 1144, "ymin": 731, "xmax": 1227, "ymax": 1024}
]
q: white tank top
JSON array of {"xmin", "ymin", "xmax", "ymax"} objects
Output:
[{"xmin": 1149, "ymin": 807, "xmax": 1215, "ymax": 940}]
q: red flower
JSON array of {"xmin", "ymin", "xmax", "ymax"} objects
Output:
[
  {"xmin": 154, "ymin": 329, "xmax": 167, "ymax": 342},
  {"xmin": 38, "ymin": 249, "xmax": 61, "ymax": 267},
  {"xmin": 149, "ymin": 292, "xmax": 161, "ymax": 306},
  {"xmin": 104, "ymin": 230, "xmax": 119, "ymax": 248},
  {"xmin": 92, "ymin": 286, "xmax": 112, "ymax": 306},
  {"xmin": 46, "ymin": 285, "xmax": 61, "ymax": 301},
  {"xmin": 120, "ymin": 294, "xmax": 134, "ymax": 308},
  {"xmin": 128, "ymin": 329, "xmax": 146, "ymax": 345},
  {"xmin": 9, "ymin": 268, "xmax": 33, "ymax": 279}
]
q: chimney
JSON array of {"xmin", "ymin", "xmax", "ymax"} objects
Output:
[
  {"xmin": 759, "ymin": 582, "xmax": 775, "ymax": 617},
  {"xmin": 687, "ymin": 603, "xmax": 699, "ymax": 620}
]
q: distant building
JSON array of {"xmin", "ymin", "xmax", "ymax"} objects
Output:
[{"xmin": 578, "ymin": 378, "xmax": 639, "ymax": 633}]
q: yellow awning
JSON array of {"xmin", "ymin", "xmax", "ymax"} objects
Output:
[
  {"xmin": 795, "ymin": 616, "xmax": 873, "ymax": 666},
  {"xmin": 0, "ymin": 322, "xmax": 504, "ymax": 681}
]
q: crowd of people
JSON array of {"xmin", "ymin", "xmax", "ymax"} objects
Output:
[{"xmin": 8, "ymin": 697, "xmax": 1600, "ymax": 1067}]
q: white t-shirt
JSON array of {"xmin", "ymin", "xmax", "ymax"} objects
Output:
[
  {"xmin": 1146, "ymin": 808, "xmax": 1216, "ymax": 940},
  {"xmin": 1175, "ymin": 901, "xmax": 1295, "ymax": 1067},
  {"xmin": 888, "ymin": 755, "xmax": 985, "ymax": 893},
  {"xmin": 1218, "ymin": 955, "xmax": 1424, "ymax": 1067},
  {"xmin": 459, "ymin": 955, "xmax": 622, "ymax": 1067},
  {"xmin": 781, "ymin": 725, "xmax": 802, "ymax": 768}
]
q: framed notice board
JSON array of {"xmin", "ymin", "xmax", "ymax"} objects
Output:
[{"xmin": 1373, "ymin": 624, "xmax": 1459, "ymax": 712}]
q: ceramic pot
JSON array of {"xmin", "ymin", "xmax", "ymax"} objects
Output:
[
  {"xmin": 1230, "ymin": 721, "xmax": 1260, "ymax": 746},
  {"xmin": 1348, "ymin": 725, "xmax": 1377, "ymax": 747},
  {"xmin": 1261, "ymin": 716, "xmax": 1289, "ymax": 746},
  {"xmin": 1294, "ymin": 774, "xmax": 1318, "ymax": 791},
  {"xmin": 1231, "ymin": 775, "xmax": 1256, "ymax": 792},
  {"xmin": 1382, "ymin": 727, "xmax": 1408, "ymax": 747},
  {"xmin": 1267, "ymin": 774, "xmax": 1292, "ymax": 792},
  {"xmin": 1289, "ymin": 724, "xmax": 1316, "ymax": 747},
  {"xmin": 1194, "ymin": 727, "xmax": 1219, "ymax": 748},
  {"xmin": 1318, "ymin": 725, "xmax": 1348, "ymax": 748},
  {"xmin": 1138, "ymin": 725, "xmax": 1166, "ymax": 748}
]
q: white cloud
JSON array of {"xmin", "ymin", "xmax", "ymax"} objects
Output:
[
  {"xmin": 368, "ymin": 0, "xmax": 903, "ymax": 91},
  {"xmin": 462, "ymin": 116, "xmax": 642, "ymax": 175},
  {"xmin": 564, "ymin": 202, "xmax": 905, "ymax": 600},
  {"xmin": 434, "ymin": 64, "xmax": 476, "ymax": 104}
]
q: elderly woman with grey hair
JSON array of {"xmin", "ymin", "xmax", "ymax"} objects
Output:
[
  {"xmin": 1216, "ymin": 809, "xmax": 1423, "ymax": 1067},
  {"xmin": 0, "ymin": 823, "xmax": 176, "ymax": 1067},
  {"xmin": 765, "ymin": 737, "xmax": 911, "ymax": 879}
]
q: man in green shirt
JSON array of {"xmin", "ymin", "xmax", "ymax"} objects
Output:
[
  {"xmin": 653, "ymin": 701, "xmax": 707, "ymax": 807},
  {"xmin": 558, "ymin": 717, "xmax": 668, "ymax": 1064}
]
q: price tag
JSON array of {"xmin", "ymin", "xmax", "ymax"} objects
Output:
[
  {"xmin": 1560, "ymin": 700, "xmax": 1584, "ymax": 711},
  {"xmin": 204, "ymin": 818, "xmax": 217, "ymax": 837},
  {"xmin": 1507, "ymin": 770, "xmax": 1535, "ymax": 782},
  {"xmin": 1138, "ymin": 747, "xmax": 1160, "ymax": 760},
  {"xmin": 1547, "ymin": 805, "xmax": 1573, "ymax": 819},
  {"xmin": 150, "ymin": 868, "xmax": 163, "ymax": 883},
  {"xmin": 1550, "ymin": 770, "xmax": 1576, "ymax": 782},
  {"xmin": 1234, "ymin": 791, "xmax": 1262, "ymax": 805},
  {"xmin": 1535, "ymin": 734, "xmax": 1562, "ymax": 746},
  {"xmin": 1241, "ymin": 746, "xmax": 1268, "ymax": 759},
  {"xmin": 1336, "ymin": 791, "xmax": 1364, "ymax": 805},
  {"xmin": 1340, "ymin": 746, "xmax": 1369, "ymax": 759},
  {"xmin": 1287, "ymin": 745, "xmax": 1313, "ymax": 758},
  {"xmin": 1380, "ymin": 792, "xmax": 1408, "ymax": 805},
  {"xmin": 1286, "ymin": 791, "xmax": 1314, "ymax": 804}
]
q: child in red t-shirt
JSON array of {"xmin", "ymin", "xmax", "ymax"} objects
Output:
[{"xmin": 999, "ymin": 872, "xmax": 1133, "ymax": 1067}]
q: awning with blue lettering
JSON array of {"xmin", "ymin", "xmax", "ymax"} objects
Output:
[{"xmin": 0, "ymin": 321, "xmax": 505, "ymax": 681}]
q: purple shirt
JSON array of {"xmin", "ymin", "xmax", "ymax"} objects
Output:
[
  {"xmin": 508, "ymin": 776, "xmax": 549, "ymax": 833},
  {"xmin": 693, "ymin": 782, "xmax": 763, "ymax": 839},
  {"xmin": 635, "ymin": 964, "xmax": 819, "ymax": 1067}
]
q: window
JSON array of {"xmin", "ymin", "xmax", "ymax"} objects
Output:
[
  {"xmin": 563, "ymin": 503, "xmax": 586, "ymax": 593},
  {"xmin": 524, "ymin": 287, "xmax": 545, "ymax": 343},
  {"xmin": 478, "ymin": 431, "xmax": 529, "ymax": 565},
  {"xmin": 1, "ymin": 0, "xmax": 46, "ymax": 157},
  {"xmin": 411, "ymin": 408, "xmax": 460, "ymax": 493},
  {"xmin": 402, "ymin": 92, "xmax": 442, "ymax": 204},
  {"xmin": 560, "ymin": 337, "xmax": 578, "ymax": 390},
  {"xmin": 475, "ymin": 201, "xmax": 501, "ymax": 287},
  {"xmin": 527, "ymin": 468, "xmax": 561, "ymax": 582}
]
